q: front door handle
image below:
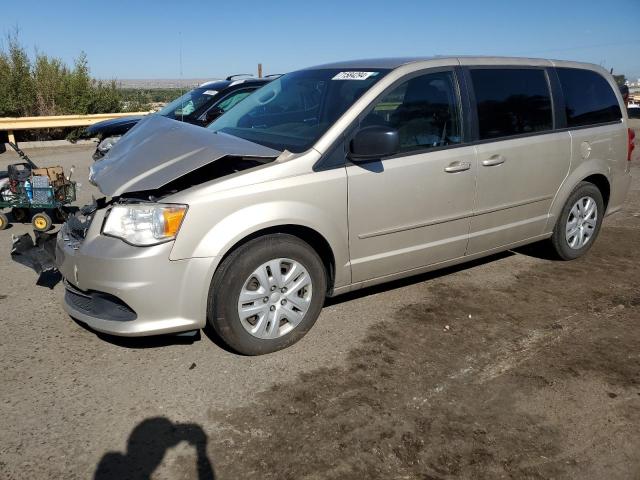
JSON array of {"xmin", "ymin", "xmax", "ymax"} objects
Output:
[
  {"xmin": 444, "ymin": 161, "xmax": 472, "ymax": 173},
  {"xmin": 482, "ymin": 155, "xmax": 506, "ymax": 167}
]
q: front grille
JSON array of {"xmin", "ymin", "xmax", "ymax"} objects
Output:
[{"xmin": 65, "ymin": 283, "xmax": 137, "ymax": 322}]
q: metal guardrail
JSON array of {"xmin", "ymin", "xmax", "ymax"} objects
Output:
[{"xmin": 0, "ymin": 112, "xmax": 150, "ymax": 144}]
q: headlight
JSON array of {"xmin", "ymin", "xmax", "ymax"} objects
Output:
[
  {"xmin": 97, "ymin": 136, "xmax": 121, "ymax": 153},
  {"xmin": 102, "ymin": 203, "xmax": 187, "ymax": 246}
]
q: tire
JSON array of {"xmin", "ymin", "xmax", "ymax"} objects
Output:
[
  {"xmin": 549, "ymin": 181, "xmax": 604, "ymax": 260},
  {"xmin": 0, "ymin": 213, "xmax": 8, "ymax": 230},
  {"xmin": 208, "ymin": 234, "xmax": 327, "ymax": 355},
  {"xmin": 32, "ymin": 212, "xmax": 52, "ymax": 232}
]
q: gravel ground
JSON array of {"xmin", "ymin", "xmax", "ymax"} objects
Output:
[{"xmin": 0, "ymin": 143, "xmax": 639, "ymax": 479}]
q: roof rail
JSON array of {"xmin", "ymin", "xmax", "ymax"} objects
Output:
[
  {"xmin": 264, "ymin": 74, "xmax": 283, "ymax": 79},
  {"xmin": 225, "ymin": 74, "xmax": 253, "ymax": 81}
]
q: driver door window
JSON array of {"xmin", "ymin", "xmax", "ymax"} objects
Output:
[{"xmin": 363, "ymin": 71, "xmax": 462, "ymax": 153}]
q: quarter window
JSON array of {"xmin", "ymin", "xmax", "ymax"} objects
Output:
[
  {"xmin": 471, "ymin": 68, "xmax": 553, "ymax": 140},
  {"xmin": 556, "ymin": 68, "xmax": 622, "ymax": 127},
  {"xmin": 363, "ymin": 71, "xmax": 462, "ymax": 152}
]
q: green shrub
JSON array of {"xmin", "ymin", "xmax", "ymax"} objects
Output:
[
  {"xmin": 0, "ymin": 32, "xmax": 127, "ymax": 140},
  {"xmin": 0, "ymin": 32, "xmax": 122, "ymax": 118}
]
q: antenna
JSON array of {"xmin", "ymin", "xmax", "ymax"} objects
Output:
[{"xmin": 179, "ymin": 31, "xmax": 185, "ymax": 122}]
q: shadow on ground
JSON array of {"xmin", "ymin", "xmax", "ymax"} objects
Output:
[
  {"xmin": 325, "ymin": 250, "xmax": 516, "ymax": 307},
  {"xmin": 94, "ymin": 417, "xmax": 215, "ymax": 480},
  {"xmin": 72, "ymin": 319, "xmax": 202, "ymax": 349}
]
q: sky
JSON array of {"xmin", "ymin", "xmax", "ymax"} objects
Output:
[{"xmin": 2, "ymin": 0, "xmax": 639, "ymax": 81}]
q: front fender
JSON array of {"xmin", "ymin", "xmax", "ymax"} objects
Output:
[{"xmin": 169, "ymin": 168, "xmax": 350, "ymax": 288}]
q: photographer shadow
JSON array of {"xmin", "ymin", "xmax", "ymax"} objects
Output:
[{"xmin": 94, "ymin": 417, "xmax": 215, "ymax": 480}]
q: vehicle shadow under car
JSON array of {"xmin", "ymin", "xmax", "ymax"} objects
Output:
[
  {"xmin": 324, "ymin": 250, "xmax": 518, "ymax": 307},
  {"xmin": 71, "ymin": 319, "xmax": 204, "ymax": 349}
]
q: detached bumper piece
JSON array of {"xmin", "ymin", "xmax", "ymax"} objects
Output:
[
  {"xmin": 11, "ymin": 231, "xmax": 58, "ymax": 274},
  {"xmin": 64, "ymin": 282, "xmax": 137, "ymax": 322},
  {"xmin": 11, "ymin": 231, "xmax": 63, "ymax": 288}
]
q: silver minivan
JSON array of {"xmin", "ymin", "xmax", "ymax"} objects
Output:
[{"xmin": 57, "ymin": 57, "xmax": 634, "ymax": 355}]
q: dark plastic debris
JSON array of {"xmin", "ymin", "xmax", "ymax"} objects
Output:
[{"xmin": 11, "ymin": 231, "xmax": 61, "ymax": 288}]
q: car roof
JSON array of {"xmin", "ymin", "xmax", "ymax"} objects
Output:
[
  {"xmin": 306, "ymin": 57, "xmax": 444, "ymax": 70},
  {"xmin": 305, "ymin": 56, "xmax": 605, "ymax": 72},
  {"xmin": 198, "ymin": 77, "xmax": 272, "ymax": 89}
]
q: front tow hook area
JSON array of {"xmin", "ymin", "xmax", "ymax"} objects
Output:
[{"xmin": 10, "ymin": 230, "xmax": 62, "ymax": 288}]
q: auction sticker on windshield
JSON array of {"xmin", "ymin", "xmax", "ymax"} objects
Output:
[
  {"xmin": 203, "ymin": 90, "xmax": 219, "ymax": 96},
  {"xmin": 332, "ymin": 72, "xmax": 379, "ymax": 80}
]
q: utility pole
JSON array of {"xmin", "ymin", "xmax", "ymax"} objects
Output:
[{"xmin": 258, "ymin": 63, "xmax": 263, "ymax": 78}]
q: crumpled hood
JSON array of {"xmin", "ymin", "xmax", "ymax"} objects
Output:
[{"xmin": 90, "ymin": 115, "xmax": 281, "ymax": 196}]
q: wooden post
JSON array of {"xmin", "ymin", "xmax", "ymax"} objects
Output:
[
  {"xmin": 258, "ymin": 63, "xmax": 263, "ymax": 78},
  {"xmin": 7, "ymin": 130, "xmax": 15, "ymax": 144}
]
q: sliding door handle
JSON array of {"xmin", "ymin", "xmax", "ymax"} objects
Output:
[
  {"xmin": 482, "ymin": 155, "xmax": 506, "ymax": 167},
  {"xmin": 444, "ymin": 161, "xmax": 472, "ymax": 173}
]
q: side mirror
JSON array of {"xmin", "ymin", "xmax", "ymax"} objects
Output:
[{"xmin": 349, "ymin": 125, "xmax": 399, "ymax": 161}]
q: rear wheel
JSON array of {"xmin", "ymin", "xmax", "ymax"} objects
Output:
[
  {"xmin": 549, "ymin": 182, "xmax": 604, "ymax": 260},
  {"xmin": 32, "ymin": 212, "xmax": 52, "ymax": 232},
  {"xmin": 0, "ymin": 213, "xmax": 8, "ymax": 230},
  {"xmin": 208, "ymin": 234, "xmax": 327, "ymax": 355}
]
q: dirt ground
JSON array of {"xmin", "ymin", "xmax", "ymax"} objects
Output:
[{"xmin": 0, "ymin": 144, "xmax": 639, "ymax": 480}]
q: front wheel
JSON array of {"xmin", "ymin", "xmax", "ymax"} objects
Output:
[
  {"xmin": 208, "ymin": 234, "xmax": 327, "ymax": 355},
  {"xmin": 549, "ymin": 182, "xmax": 604, "ymax": 260}
]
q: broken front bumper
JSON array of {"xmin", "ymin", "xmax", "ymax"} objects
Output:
[{"xmin": 55, "ymin": 224, "xmax": 216, "ymax": 336}]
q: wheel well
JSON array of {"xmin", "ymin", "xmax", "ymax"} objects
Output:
[
  {"xmin": 218, "ymin": 225, "xmax": 336, "ymax": 294},
  {"xmin": 583, "ymin": 174, "xmax": 610, "ymax": 209}
]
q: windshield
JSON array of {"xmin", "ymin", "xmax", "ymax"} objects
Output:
[
  {"xmin": 208, "ymin": 68, "xmax": 389, "ymax": 152},
  {"xmin": 157, "ymin": 87, "xmax": 218, "ymax": 120}
]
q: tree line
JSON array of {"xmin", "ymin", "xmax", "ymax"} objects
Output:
[
  {"xmin": 0, "ymin": 33, "xmax": 123, "ymax": 118},
  {"xmin": 0, "ymin": 33, "xmax": 184, "ymax": 141}
]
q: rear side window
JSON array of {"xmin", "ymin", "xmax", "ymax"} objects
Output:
[
  {"xmin": 556, "ymin": 68, "xmax": 622, "ymax": 127},
  {"xmin": 471, "ymin": 68, "xmax": 553, "ymax": 140}
]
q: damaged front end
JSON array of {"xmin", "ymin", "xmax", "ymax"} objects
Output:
[
  {"xmin": 11, "ymin": 201, "xmax": 99, "ymax": 287},
  {"xmin": 88, "ymin": 114, "xmax": 281, "ymax": 197},
  {"xmin": 11, "ymin": 115, "xmax": 282, "ymax": 287}
]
